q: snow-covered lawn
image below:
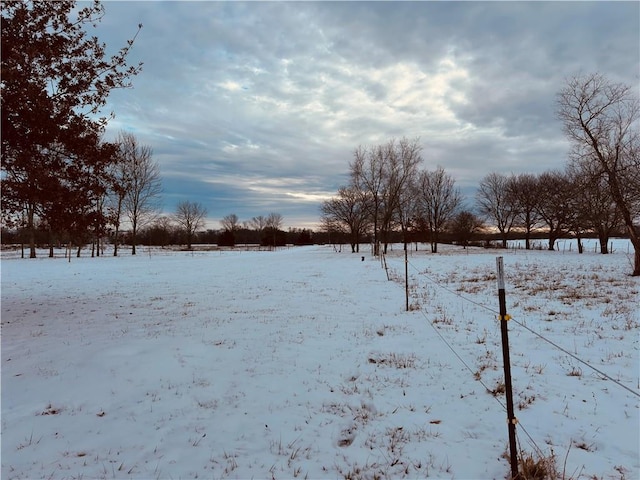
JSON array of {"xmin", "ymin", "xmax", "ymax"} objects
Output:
[{"xmin": 1, "ymin": 242, "xmax": 638, "ymax": 479}]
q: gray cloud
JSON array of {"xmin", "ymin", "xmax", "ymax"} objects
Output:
[{"xmin": 98, "ymin": 1, "xmax": 639, "ymax": 229}]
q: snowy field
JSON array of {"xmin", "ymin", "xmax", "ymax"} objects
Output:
[{"xmin": 1, "ymin": 241, "xmax": 638, "ymax": 479}]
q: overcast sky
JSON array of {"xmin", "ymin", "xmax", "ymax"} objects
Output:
[{"xmin": 97, "ymin": 1, "xmax": 639, "ymax": 230}]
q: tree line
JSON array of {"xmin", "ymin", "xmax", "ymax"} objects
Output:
[
  {"xmin": 321, "ymin": 74, "xmax": 639, "ymax": 275},
  {"xmin": 133, "ymin": 210, "xmax": 304, "ymax": 250}
]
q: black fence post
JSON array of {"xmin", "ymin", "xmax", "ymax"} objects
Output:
[
  {"xmin": 496, "ymin": 256, "xmax": 519, "ymax": 479},
  {"xmin": 404, "ymin": 247, "xmax": 409, "ymax": 311}
]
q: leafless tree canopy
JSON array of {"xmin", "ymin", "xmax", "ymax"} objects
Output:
[
  {"xmin": 266, "ymin": 212, "xmax": 284, "ymax": 231},
  {"xmin": 320, "ymin": 186, "xmax": 370, "ymax": 252},
  {"xmin": 557, "ymin": 73, "xmax": 640, "ymax": 274},
  {"xmin": 566, "ymin": 161, "xmax": 621, "ymax": 253},
  {"xmin": 417, "ymin": 166, "xmax": 462, "ymax": 253},
  {"xmin": 535, "ymin": 170, "xmax": 576, "ymax": 251},
  {"xmin": 175, "ymin": 201, "xmax": 207, "ymax": 250},
  {"xmin": 117, "ymin": 131, "xmax": 162, "ymax": 255},
  {"xmin": 349, "ymin": 137, "xmax": 422, "ymax": 254},
  {"xmin": 450, "ymin": 210, "xmax": 484, "ymax": 249},
  {"xmin": 508, "ymin": 173, "xmax": 542, "ymax": 250},
  {"xmin": 248, "ymin": 215, "xmax": 267, "ymax": 233},
  {"xmin": 220, "ymin": 214, "xmax": 240, "ymax": 232},
  {"xmin": 476, "ymin": 172, "xmax": 518, "ymax": 248}
]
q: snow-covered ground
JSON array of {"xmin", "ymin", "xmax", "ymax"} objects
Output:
[{"xmin": 1, "ymin": 241, "xmax": 638, "ymax": 479}]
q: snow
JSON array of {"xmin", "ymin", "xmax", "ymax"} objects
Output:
[{"xmin": 1, "ymin": 241, "xmax": 638, "ymax": 480}]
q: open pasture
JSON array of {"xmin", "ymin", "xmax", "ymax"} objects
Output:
[{"xmin": 1, "ymin": 242, "xmax": 638, "ymax": 479}]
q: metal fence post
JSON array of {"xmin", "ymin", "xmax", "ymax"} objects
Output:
[{"xmin": 496, "ymin": 256, "xmax": 519, "ymax": 479}]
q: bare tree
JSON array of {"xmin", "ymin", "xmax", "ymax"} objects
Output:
[
  {"xmin": 567, "ymin": 160, "xmax": 621, "ymax": 254},
  {"xmin": 417, "ymin": 166, "xmax": 462, "ymax": 253},
  {"xmin": 450, "ymin": 210, "xmax": 483, "ymax": 249},
  {"xmin": 248, "ymin": 215, "xmax": 267, "ymax": 240},
  {"xmin": 117, "ymin": 132, "xmax": 162, "ymax": 255},
  {"xmin": 245, "ymin": 215, "xmax": 266, "ymax": 246},
  {"xmin": 220, "ymin": 213, "xmax": 240, "ymax": 233},
  {"xmin": 174, "ymin": 201, "xmax": 207, "ymax": 250},
  {"xmin": 108, "ymin": 135, "xmax": 131, "ymax": 257},
  {"xmin": 350, "ymin": 144, "xmax": 385, "ymax": 255},
  {"xmin": 395, "ymin": 170, "xmax": 420, "ymax": 251},
  {"xmin": 150, "ymin": 215, "xmax": 174, "ymax": 248},
  {"xmin": 266, "ymin": 212, "xmax": 283, "ymax": 230},
  {"xmin": 557, "ymin": 73, "xmax": 640, "ymax": 275},
  {"xmin": 216, "ymin": 213, "xmax": 239, "ymax": 247},
  {"xmin": 476, "ymin": 172, "xmax": 518, "ymax": 248},
  {"xmin": 379, "ymin": 138, "xmax": 423, "ymax": 254},
  {"xmin": 320, "ymin": 186, "xmax": 370, "ymax": 253},
  {"xmin": 508, "ymin": 173, "xmax": 542, "ymax": 250},
  {"xmin": 349, "ymin": 137, "xmax": 422, "ymax": 255},
  {"xmin": 535, "ymin": 170, "xmax": 575, "ymax": 251},
  {"xmin": 264, "ymin": 212, "xmax": 284, "ymax": 247}
]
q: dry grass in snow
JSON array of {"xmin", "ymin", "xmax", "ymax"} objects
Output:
[{"xmin": 1, "ymin": 241, "xmax": 638, "ymax": 479}]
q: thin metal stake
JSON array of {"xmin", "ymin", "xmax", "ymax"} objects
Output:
[
  {"xmin": 496, "ymin": 256, "xmax": 519, "ymax": 479},
  {"xmin": 404, "ymin": 246, "xmax": 409, "ymax": 311}
]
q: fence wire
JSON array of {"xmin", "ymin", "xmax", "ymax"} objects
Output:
[{"xmin": 380, "ymin": 250, "xmax": 640, "ymax": 463}]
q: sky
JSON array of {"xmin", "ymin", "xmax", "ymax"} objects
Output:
[{"xmin": 95, "ymin": 1, "xmax": 640, "ymax": 230}]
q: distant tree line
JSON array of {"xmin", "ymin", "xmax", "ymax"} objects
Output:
[
  {"xmin": 138, "ymin": 210, "xmax": 313, "ymax": 249},
  {"xmin": 321, "ymin": 74, "xmax": 639, "ymax": 275},
  {"xmin": 0, "ymin": 207, "xmax": 317, "ymax": 252}
]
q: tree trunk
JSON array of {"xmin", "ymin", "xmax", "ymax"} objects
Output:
[
  {"xmin": 586, "ymin": 129, "xmax": 639, "ymax": 275},
  {"xmin": 607, "ymin": 181, "xmax": 640, "ymax": 274},
  {"xmin": 131, "ymin": 220, "xmax": 137, "ymax": 255},
  {"xmin": 373, "ymin": 210, "xmax": 379, "ymax": 256},
  {"xmin": 524, "ymin": 213, "xmax": 532, "ymax": 250},
  {"xmin": 27, "ymin": 205, "xmax": 36, "ymax": 258},
  {"xmin": 624, "ymin": 223, "xmax": 640, "ymax": 276},
  {"xmin": 48, "ymin": 229, "xmax": 54, "ymax": 258},
  {"xmin": 113, "ymin": 229, "xmax": 119, "ymax": 256},
  {"xmin": 598, "ymin": 235, "xmax": 609, "ymax": 254},
  {"xmin": 577, "ymin": 236, "xmax": 583, "ymax": 254}
]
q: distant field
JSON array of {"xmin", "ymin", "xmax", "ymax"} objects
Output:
[{"xmin": 2, "ymin": 243, "xmax": 638, "ymax": 479}]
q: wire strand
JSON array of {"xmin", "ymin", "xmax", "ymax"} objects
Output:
[
  {"xmin": 394, "ymin": 253, "xmax": 640, "ymax": 400},
  {"xmin": 382, "ymin": 249, "xmax": 640, "ymax": 461},
  {"xmin": 510, "ymin": 317, "xmax": 640, "ymax": 399}
]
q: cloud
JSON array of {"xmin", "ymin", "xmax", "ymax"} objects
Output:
[{"xmin": 98, "ymin": 1, "xmax": 639, "ymax": 229}]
